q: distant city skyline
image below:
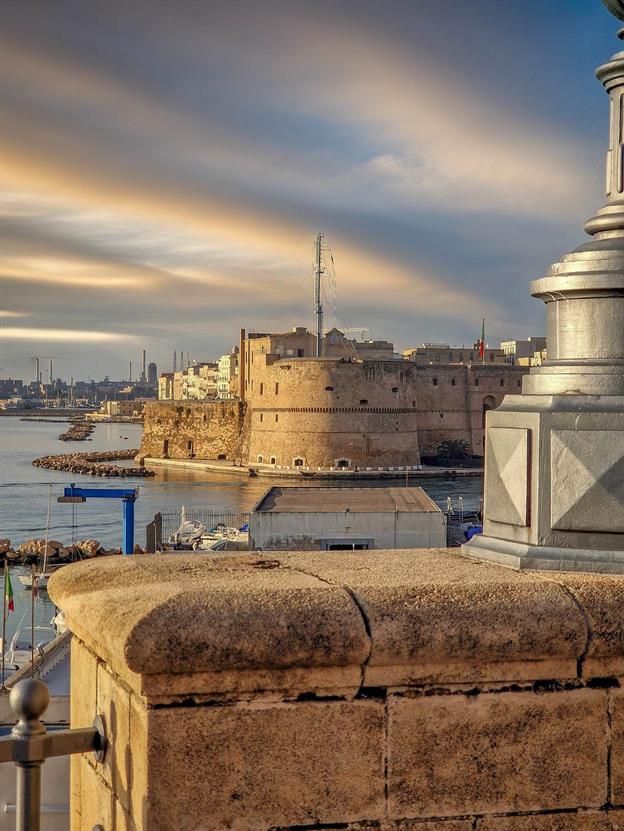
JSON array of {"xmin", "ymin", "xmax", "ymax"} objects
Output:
[{"xmin": 0, "ymin": 0, "xmax": 613, "ymax": 378}]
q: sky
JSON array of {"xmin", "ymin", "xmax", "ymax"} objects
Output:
[{"xmin": 0, "ymin": 0, "xmax": 618, "ymax": 381}]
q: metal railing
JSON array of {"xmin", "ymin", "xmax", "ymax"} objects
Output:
[
  {"xmin": 0, "ymin": 679, "xmax": 107, "ymax": 831},
  {"xmin": 158, "ymin": 507, "xmax": 250, "ymax": 546}
]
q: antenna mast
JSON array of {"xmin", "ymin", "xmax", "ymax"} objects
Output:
[{"xmin": 314, "ymin": 232, "xmax": 324, "ymax": 357}]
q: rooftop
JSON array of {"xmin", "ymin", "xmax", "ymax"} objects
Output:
[{"xmin": 253, "ymin": 486, "xmax": 441, "ymax": 514}]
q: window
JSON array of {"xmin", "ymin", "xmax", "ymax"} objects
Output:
[
  {"xmin": 392, "ymin": 387, "xmax": 398, "ymax": 393},
  {"xmin": 260, "ymin": 413, "xmax": 263, "ymax": 422},
  {"xmin": 451, "ymin": 378, "xmax": 456, "ymax": 386},
  {"xmin": 297, "ymin": 349, "xmax": 305, "ymax": 357},
  {"xmin": 217, "ymin": 453, "xmax": 226, "ymax": 460},
  {"xmin": 275, "ymin": 382, "xmax": 279, "ymax": 394},
  {"xmin": 293, "ymin": 457, "xmax": 304, "ymax": 467},
  {"xmin": 270, "ymin": 456, "xmax": 276, "ymax": 465},
  {"xmin": 260, "ymin": 383, "xmax": 264, "ymax": 395},
  {"xmin": 187, "ymin": 440, "xmax": 194, "ymax": 458},
  {"xmin": 257, "ymin": 455, "xmax": 264, "ymax": 463},
  {"xmin": 500, "ymin": 379, "xmax": 504, "ymax": 387},
  {"xmin": 275, "ymin": 414, "xmax": 279, "ymax": 422},
  {"xmin": 335, "ymin": 458, "xmax": 350, "ymax": 469},
  {"xmin": 163, "ymin": 439, "xmax": 169, "ymax": 457},
  {"xmin": 360, "ymin": 399, "xmax": 368, "ymax": 405},
  {"xmin": 475, "ymin": 378, "xmax": 479, "ymax": 387},
  {"xmin": 433, "ymin": 378, "xmax": 438, "ymax": 386},
  {"xmin": 325, "ymin": 386, "xmax": 334, "ymax": 391},
  {"xmin": 517, "ymin": 380, "xmax": 522, "ymax": 388}
]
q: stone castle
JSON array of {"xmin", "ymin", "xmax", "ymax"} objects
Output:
[{"xmin": 140, "ymin": 327, "xmax": 527, "ymax": 469}]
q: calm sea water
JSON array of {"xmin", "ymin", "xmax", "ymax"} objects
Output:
[
  {"xmin": 0, "ymin": 416, "xmax": 484, "ymax": 547},
  {"xmin": 0, "ymin": 415, "xmax": 484, "ymax": 652}
]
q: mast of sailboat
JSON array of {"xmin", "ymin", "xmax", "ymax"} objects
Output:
[{"xmin": 314, "ymin": 233, "xmax": 324, "ymax": 357}]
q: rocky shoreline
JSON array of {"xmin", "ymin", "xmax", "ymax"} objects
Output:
[
  {"xmin": 32, "ymin": 449, "xmax": 154, "ymax": 477},
  {"xmin": 0, "ymin": 537, "xmax": 146, "ymax": 565}
]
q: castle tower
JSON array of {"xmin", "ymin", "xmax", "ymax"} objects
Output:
[{"xmin": 464, "ymin": 1, "xmax": 624, "ymax": 572}]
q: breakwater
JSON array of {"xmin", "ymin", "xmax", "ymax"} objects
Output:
[
  {"xmin": 32, "ymin": 449, "xmax": 154, "ymax": 478},
  {"xmin": 0, "ymin": 537, "xmax": 144, "ymax": 564},
  {"xmin": 59, "ymin": 420, "xmax": 95, "ymax": 441}
]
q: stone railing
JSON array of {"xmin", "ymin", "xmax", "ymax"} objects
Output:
[{"xmin": 48, "ymin": 549, "xmax": 624, "ymax": 830}]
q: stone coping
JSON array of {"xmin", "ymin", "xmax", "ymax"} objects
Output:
[{"xmin": 48, "ymin": 549, "xmax": 624, "ymax": 701}]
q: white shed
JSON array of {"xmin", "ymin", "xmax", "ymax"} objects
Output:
[{"xmin": 249, "ymin": 486, "xmax": 446, "ymax": 551}]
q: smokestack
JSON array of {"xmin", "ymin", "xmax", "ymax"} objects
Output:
[
  {"xmin": 49, "ymin": 357, "xmax": 53, "ymax": 386},
  {"xmin": 173, "ymin": 351, "xmax": 177, "ymax": 373},
  {"xmin": 141, "ymin": 349, "xmax": 146, "ymax": 382},
  {"xmin": 129, "ymin": 361, "xmax": 132, "ymax": 382}
]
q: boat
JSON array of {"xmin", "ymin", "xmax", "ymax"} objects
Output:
[
  {"xmin": 192, "ymin": 523, "xmax": 249, "ymax": 551},
  {"xmin": 5, "ymin": 622, "xmax": 57, "ymax": 671},
  {"xmin": 18, "ymin": 568, "xmax": 62, "ymax": 590}
]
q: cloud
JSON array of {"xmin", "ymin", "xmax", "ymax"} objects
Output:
[{"xmin": 0, "ymin": 328, "xmax": 137, "ymax": 343}]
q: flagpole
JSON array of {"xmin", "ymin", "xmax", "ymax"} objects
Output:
[
  {"xmin": 31, "ymin": 563, "xmax": 36, "ymax": 676},
  {"xmin": 1, "ymin": 561, "xmax": 7, "ymax": 689},
  {"xmin": 481, "ymin": 317, "xmax": 486, "ymax": 365}
]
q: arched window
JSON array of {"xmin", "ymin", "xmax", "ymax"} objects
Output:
[
  {"xmin": 474, "ymin": 378, "xmax": 479, "ymax": 387},
  {"xmin": 270, "ymin": 456, "xmax": 276, "ymax": 465},
  {"xmin": 451, "ymin": 378, "xmax": 456, "ymax": 386},
  {"xmin": 257, "ymin": 454, "xmax": 264, "ymax": 464},
  {"xmin": 482, "ymin": 395, "xmax": 497, "ymax": 429},
  {"xmin": 293, "ymin": 457, "xmax": 304, "ymax": 467}
]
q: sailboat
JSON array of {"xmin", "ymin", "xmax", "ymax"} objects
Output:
[{"xmin": 18, "ymin": 486, "xmax": 62, "ymax": 590}]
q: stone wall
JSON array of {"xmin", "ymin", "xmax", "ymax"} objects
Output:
[
  {"xmin": 139, "ymin": 400, "xmax": 246, "ymax": 461},
  {"xmin": 140, "ymin": 362, "xmax": 527, "ymax": 467},
  {"xmin": 49, "ymin": 549, "xmax": 624, "ymax": 831}
]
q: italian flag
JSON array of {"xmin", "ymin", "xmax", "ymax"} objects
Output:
[
  {"xmin": 5, "ymin": 568, "xmax": 13, "ymax": 614},
  {"xmin": 479, "ymin": 318, "xmax": 485, "ymax": 360}
]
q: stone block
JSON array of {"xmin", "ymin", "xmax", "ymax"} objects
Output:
[
  {"xmin": 387, "ymin": 689, "xmax": 608, "ymax": 819},
  {"xmin": 96, "ymin": 663, "xmax": 131, "ymax": 804},
  {"xmin": 145, "ymin": 700, "xmax": 384, "ymax": 830},
  {"xmin": 477, "ymin": 811, "xmax": 624, "ymax": 830},
  {"xmin": 485, "ymin": 427, "xmax": 530, "ymax": 526},
  {"xmin": 70, "ymin": 637, "xmax": 98, "ymax": 729},
  {"xmin": 608, "ymin": 688, "xmax": 624, "ymax": 806},
  {"xmin": 73, "ymin": 757, "xmax": 113, "ymax": 831}
]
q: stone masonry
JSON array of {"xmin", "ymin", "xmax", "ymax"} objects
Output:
[
  {"xmin": 48, "ymin": 549, "xmax": 624, "ymax": 830},
  {"xmin": 140, "ymin": 361, "xmax": 526, "ymax": 468}
]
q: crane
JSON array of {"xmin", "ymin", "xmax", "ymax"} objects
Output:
[{"xmin": 58, "ymin": 485, "xmax": 138, "ymax": 555}]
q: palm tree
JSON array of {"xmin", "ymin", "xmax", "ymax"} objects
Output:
[{"xmin": 436, "ymin": 438, "xmax": 473, "ymax": 464}]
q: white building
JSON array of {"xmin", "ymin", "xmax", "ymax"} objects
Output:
[
  {"xmin": 249, "ymin": 487, "xmax": 446, "ymax": 551},
  {"xmin": 217, "ymin": 349, "xmax": 239, "ymax": 399}
]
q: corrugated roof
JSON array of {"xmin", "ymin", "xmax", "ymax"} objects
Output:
[{"xmin": 254, "ymin": 486, "xmax": 441, "ymax": 514}]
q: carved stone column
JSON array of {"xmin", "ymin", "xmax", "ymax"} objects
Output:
[{"xmin": 463, "ymin": 0, "xmax": 624, "ymax": 572}]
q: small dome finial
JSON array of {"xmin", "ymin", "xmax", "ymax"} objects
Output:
[{"xmin": 9, "ymin": 679, "xmax": 49, "ymax": 736}]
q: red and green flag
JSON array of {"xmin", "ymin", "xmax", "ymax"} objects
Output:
[
  {"xmin": 5, "ymin": 567, "xmax": 14, "ymax": 614},
  {"xmin": 479, "ymin": 318, "xmax": 485, "ymax": 361}
]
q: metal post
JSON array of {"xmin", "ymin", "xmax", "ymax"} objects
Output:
[
  {"xmin": 11, "ymin": 680, "xmax": 48, "ymax": 831},
  {"xmin": 122, "ymin": 496, "xmax": 135, "ymax": 555},
  {"xmin": 314, "ymin": 233, "xmax": 324, "ymax": 357}
]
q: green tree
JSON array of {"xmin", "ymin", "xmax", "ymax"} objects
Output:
[{"xmin": 436, "ymin": 438, "xmax": 473, "ymax": 464}]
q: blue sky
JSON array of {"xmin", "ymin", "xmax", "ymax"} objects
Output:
[{"xmin": 0, "ymin": 0, "xmax": 618, "ymax": 379}]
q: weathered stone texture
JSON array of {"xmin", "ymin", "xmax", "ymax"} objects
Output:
[
  {"xmin": 387, "ymin": 690, "xmax": 608, "ymax": 819},
  {"xmin": 146, "ymin": 700, "xmax": 384, "ymax": 830},
  {"xmin": 139, "ymin": 399, "xmax": 246, "ymax": 461},
  {"xmin": 50, "ymin": 550, "xmax": 624, "ymax": 830}
]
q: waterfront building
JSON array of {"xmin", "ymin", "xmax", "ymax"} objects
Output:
[
  {"xmin": 500, "ymin": 337, "xmax": 547, "ymax": 364},
  {"xmin": 217, "ymin": 348, "xmax": 239, "ymax": 399},
  {"xmin": 249, "ymin": 486, "xmax": 447, "ymax": 550},
  {"xmin": 403, "ymin": 343, "xmax": 507, "ymax": 365}
]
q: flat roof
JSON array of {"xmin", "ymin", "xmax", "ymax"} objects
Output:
[{"xmin": 253, "ymin": 486, "xmax": 441, "ymax": 514}]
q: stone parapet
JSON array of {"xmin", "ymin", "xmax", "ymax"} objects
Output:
[{"xmin": 48, "ymin": 550, "xmax": 624, "ymax": 830}]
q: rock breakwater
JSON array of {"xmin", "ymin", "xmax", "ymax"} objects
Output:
[
  {"xmin": 59, "ymin": 420, "xmax": 95, "ymax": 441},
  {"xmin": 0, "ymin": 537, "xmax": 146, "ymax": 564},
  {"xmin": 32, "ymin": 449, "xmax": 154, "ymax": 477}
]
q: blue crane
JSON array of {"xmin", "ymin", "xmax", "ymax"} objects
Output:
[{"xmin": 58, "ymin": 484, "xmax": 138, "ymax": 555}]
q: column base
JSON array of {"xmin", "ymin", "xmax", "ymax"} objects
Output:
[{"xmin": 462, "ymin": 533, "xmax": 624, "ymax": 574}]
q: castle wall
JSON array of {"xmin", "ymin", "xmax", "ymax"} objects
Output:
[
  {"xmin": 140, "ymin": 361, "xmax": 528, "ymax": 467},
  {"xmin": 246, "ymin": 359, "xmax": 420, "ymax": 468},
  {"xmin": 140, "ymin": 400, "xmax": 246, "ymax": 461}
]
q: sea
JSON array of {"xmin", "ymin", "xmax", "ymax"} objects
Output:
[{"xmin": 0, "ymin": 415, "xmax": 484, "ymax": 651}]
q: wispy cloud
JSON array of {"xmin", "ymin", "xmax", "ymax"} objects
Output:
[{"xmin": 0, "ymin": 328, "xmax": 137, "ymax": 343}]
